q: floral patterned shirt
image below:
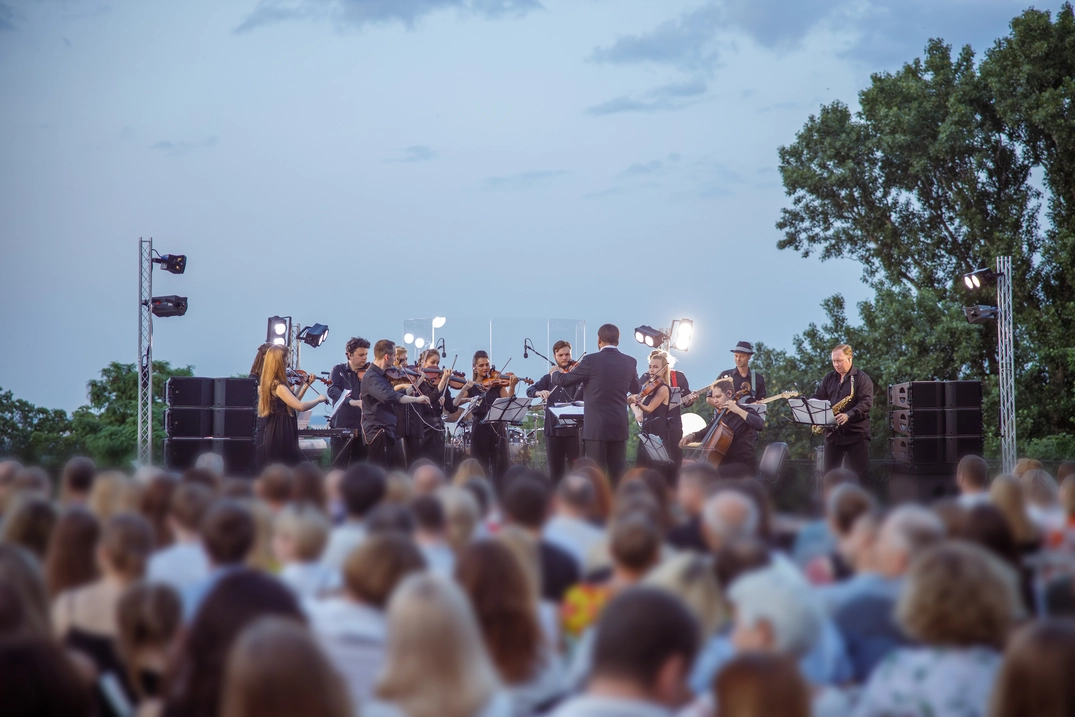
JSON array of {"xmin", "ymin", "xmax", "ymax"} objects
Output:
[{"xmin": 851, "ymin": 646, "xmax": 1001, "ymax": 717}]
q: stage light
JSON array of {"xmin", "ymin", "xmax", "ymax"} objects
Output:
[
  {"xmin": 633, "ymin": 325, "xmax": 667, "ymax": 348},
  {"xmin": 962, "ymin": 267, "xmax": 995, "ymax": 290},
  {"xmin": 153, "ymin": 254, "xmax": 187, "ymax": 275},
  {"xmin": 267, "ymin": 316, "xmax": 290, "ymax": 345},
  {"xmin": 414, "ymin": 337, "xmax": 426, "ymax": 349},
  {"xmin": 403, "ymin": 333, "xmax": 414, "ymax": 345},
  {"xmin": 299, "ymin": 323, "xmax": 330, "ymax": 348},
  {"xmin": 964, "ymin": 305, "xmax": 998, "ymax": 325},
  {"xmin": 670, "ymin": 319, "xmax": 694, "ymax": 352},
  {"xmin": 432, "ymin": 316, "xmax": 447, "ymax": 329},
  {"xmin": 151, "ymin": 295, "xmax": 187, "ymax": 318}
]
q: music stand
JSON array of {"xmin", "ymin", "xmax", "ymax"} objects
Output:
[
  {"xmin": 787, "ymin": 397, "xmax": 835, "ymax": 427},
  {"xmin": 483, "ymin": 396, "xmax": 534, "ymax": 426},
  {"xmin": 548, "ymin": 402, "xmax": 585, "ymax": 430},
  {"xmin": 638, "ymin": 434, "xmax": 672, "ymax": 464}
]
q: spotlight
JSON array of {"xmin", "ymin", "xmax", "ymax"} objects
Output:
[
  {"xmin": 633, "ymin": 325, "xmax": 667, "ymax": 348},
  {"xmin": 432, "ymin": 316, "xmax": 447, "ymax": 329},
  {"xmin": 670, "ymin": 319, "xmax": 694, "ymax": 352},
  {"xmin": 414, "ymin": 337, "xmax": 426, "ymax": 349},
  {"xmin": 961, "ymin": 267, "xmax": 995, "ymax": 290},
  {"xmin": 266, "ymin": 316, "xmax": 291, "ymax": 345},
  {"xmin": 403, "ymin": 333, "xmax": 415, "ymax": 345},
  {"xmin": 298, "ymin": 323, "xmax": 330, "ymax": 348},
  {"xmin": 151, "ymin": 295, "xmax": 188, "ymax": 318},
  {"xmin": 153, "ymin": 254, "xmax": 187, "ymax": 275},
  {"xmin": 964, "ymin": 305, "xmax": 999, "ymax": 325}
]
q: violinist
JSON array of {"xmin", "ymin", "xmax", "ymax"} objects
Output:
[
  {"xmin": 679, "ymin": 377, "xmax": 764, "ymax": 476},
  {"xmin": 525, "ymin": 340, "xmax": 584, "ymax": 484},
  {"xmin": 257, "ymin": 344, "xmax": 331, "ymax": 468},
  {"xmin": 460, "ymin": 350, "xmax": 516, "ymax": 486},
  {"xmin": 357, "ymin": 339, "xmax": 431, "ymax": 470},
  {"xmin": 628, "ymin": 350, "xmax": 673, "ymax": 482},
  {"xmin": 327, "ymin": 337, "xmax": 369, "ymax": 466},
  {"xmin": 392, "ymin": 346, "xmax": 425, "ymax": 468},
  {"xmin": 416, "ymin": 348, "xmax": 458, "ymax": 464},
  {"xmin": 664, "ymin": 355, "xmax": 694, "ymax": 476}
]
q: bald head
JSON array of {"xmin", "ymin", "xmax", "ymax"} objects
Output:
[
  {"xmin": 702, "ymin": 490, "xmax": 759, "ymax": 552},
  {"xmin": 876, "ymin": 506, "xmax": 945, "ymax": 579}
]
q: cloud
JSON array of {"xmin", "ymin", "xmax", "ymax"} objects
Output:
[
  {"xmin": 586, "ymin": 79, "xmax": 707, "ymax": 116},
  {"xmin": 0, "ymin": 3, "xmax": 17, "ymax": 31},
  {"xmin": 589, "ymin": 3, "xmax": 722, "ymax": 73},
  {"xmin": 484, "ymin": 169, "xmax": 567, "ymax": 189},
  {"xmin": 621, "ymin": 153, "xmax": 681, "ymax": 177},
  {"xmin": 386, "ymin": 145, "xmax": 436, "ymax": 162},
  {"xmin": 149, "ymin": 136, "xmax": 219, "ymax": 156},
  {"xmin": 235, "ymin": 0, "xmax": 541, "ymax": 34}
]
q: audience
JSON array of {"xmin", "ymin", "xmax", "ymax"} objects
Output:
[
  {"xmin": 273, "ymin": 502, "xmax": 333, "ymax": 598},
  {"xmin": 44, "ymin": 506, "xmax": 101, "ymax": 598},
  {"xmin": 411, "ymin": 494, "xmax": 456, "ymax": 575},
  {"xmin": 545, "ymin": 472, "xmax": 605, "ymax": 569},
  {"xmin": 147, "ymin": 482, "xmax": 213, "ymax": 593},
  {"xmin": 956, "ymin": 454, "xmax": 992, "ymax": 506},
  {"xmin": 321, "ymin": 462, "xmax": 386, "ymax": 573},
  {"xmin": 411, "ymin": 460, "xmax": 447, "ymax": 496},
  {"xmin": 88, "ymin": 470, "xmax": 141, "ymax": 523},
  {"xmin": 1, "ymin": 494, "xmax": 58, "ymax": 560},
  {"xmin": 138, "ymin": 472, "xmax": 178, "ymax": 549},
  {"xmin": 667, "ymin": 463, "xmax": 720, "ymax": 553},
  {"xmin": 502, "ymin": 477, "xmax": 580, "ymax": 602},
  {"xmin": 0, "ymin": 543, "xmax": 51, "ymax": 638},
  {"xmin": 60, "ymin": 456, "xmax": 97, "ymax": 507},
  {"xmin": 116, "ymin": 581, "xmax": 182, "ymax": 703},
  {"xmin": 712, "ymin": 652, "xmax": 811, "ymax": 717},
  {"xmin": 990, "ymin": 618, "xmax": 1075, "ymax": 717},
  {"xmin": 441, "ymin": 485, "xmax": 483, "ymax": 553},
  {"xmin": 701, "ymin": 490, "xmax": 759, "ymax": 554},
  {"xmin": 292, "ymin": 460, "xmax": 328, "ymax": 511},
  {"xmin": 256, "ymin": 464, "xmax": 295, "ymax": 514},
  {"xmin": 791, "ymin": 467, "xmax": 859, "ymax": 567},
  {"xmin": 183, "ymin": 499, "xmax": 256, "ymax": 620},
  {"xmin": 805, "ymin": 483, "xmax": 875, "ymax": 585},
  {"xmin": 0, "ymin": 635, "xmax": 92, "ymax": 717},
  {"xmin": 990, "ymin": 473, "xmax": 1042, "ymax": 552}
]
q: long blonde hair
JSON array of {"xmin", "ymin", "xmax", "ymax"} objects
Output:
[
  {"xmin": 990, "ymin": 474, "xmax": 1039, "ymax": 544},
  {"xmin": 648, "ymin": 349, "xmax": 671, "ymax": 384},
  {"xmin": 258, "ymin": 346, "xmax": 290, "ymax": 417}
]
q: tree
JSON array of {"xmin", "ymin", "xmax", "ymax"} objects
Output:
[{"xmin": 0, "ymin": 388, "xmax": 84, "ymax": 472}]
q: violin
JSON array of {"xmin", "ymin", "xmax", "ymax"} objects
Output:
[
  {"xmin": 385, "ymin": 365, "xmax": 422, "ymax": 383},
  {"xmin": 479, "ymin": 370, "xmax": 534, "ymax": 389},
  {"xmin": 287, "ymin": 368, "xmax": 332, "ymax": 387},
  {"xmin": 421, "ymin": 366, "xmax": 469, "ymax": 389},
  {"xmin": 629, "ymin": 375, "xmax": 665, "ymax": 404},
  {"xmin": 355, "ymin": 362, "xmax": 369, "ymax": 380}
]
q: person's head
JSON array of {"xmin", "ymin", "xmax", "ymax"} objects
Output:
[
  {"xmin": 11, "ymin": 465, "xmax": 52, "ymax": 500},
  {"xmin": 98, "ymin": 512, "xmax": 154, "ymax": 582},
  {"xmin": 377, "ymin": 574, "xmax": 501, "ymax": 717},
  {"xmin": 826, "ymin": 483, "xmax": 875, "ymax": 540},
  {"xmin": 88, "ymin": 470, "xmax": 141, "ymax": 523},
  {"xmin": 553, "ymin": 339, "xmax": 573, "ymax": 369},
  {"xmin": 596, "ymin": 323, "xmax": 620, "ymax": 348},
  {"xmin": 647, "ymin": 349, "xmax": 671, "ymax": 383},
  {"xmin": 272, "ymin": 503, "xmax": 330, "ymax": 564},
  {"xmin": 202, "ymin": 500, "xmax": 256, "ymax": 567},
  {"xmin": 897, "ymin": 541, "xmax": 1017, "ymax": 649},
  {"xmin": 730, "ymin": 480, "xmax": 773, "ymax": 543},
  {"xmin": 258, "ymin": 345, "xmax": 290, "ymax": 416},
  {"xmin": 345, "ymin": 337, "xmax": 370, "ymax": 372},
  {"xmin": 1, "ymin": 496, "xmax": 57, "ymax": 561},
  {"xmin": 462, "ymin": 476, "xmax": 494, "ymax": 518},
  {"xmin": 1062, "ymin": 474, "xmax": 1075, "ymax": 519},
  {"xmin": 249, "ymin": 342, "xmax": 272, "ymax": 379},
  {"xmin": 1058, "ymin": 461, "xmax": 1075, "ymax": 483},
  {"xmin": 830, "ymin": 343, "xmax": 853, "ymax": 376},
  {"xmin": 257, "ymin": 464, "xmax": 294, "ymax": 509},
  {"xmin": 195, "ymin": 451, "xmax": 226, "ymax": 482},
  {"xmin": 0, "ymin": 460, "xmax": 24, "ymax": 513},
  {"xmin": 324, "ymin": 468, "xmax": 345, "ymax": 510},
  {"xmin": 501, "ymin": 476, "xmax": 551, "ymax": 533},
  {"xmin": 452, "ymin": 457, "xmax": 486, "ymax": 486},
  {"xmin": 393, "ymin": 344, "xmax": 409, "ymax": 367},
  {"xmin": 874, "ymin": 505, "xmax": 945, "ymax": 579},
  {"xmin": 819, "ymin": 466, "xmax": 859, "ymax": 504},
  {"xmin": 471, "ymin": 349, "xmax": 491, "ymax": 380},
  {"xmin": 373, "ymin": 339, "xmax": 396, "ymax": 368},
  {"xmin": 989, "ymin": 474, "xmax": 1038, "ymax": 544},
  {"xmin": 990, "ymin": 619, "xmax": 1075, "ymax": 717},
  {"xmin": 588, "ymin": 587, "xmax": 699, "ymax": 707},
  {"xmin": 339, "ymin": 462, "xmax": 386, "ymax": 520},
  {"xmin": 438, "ymin": 486, "xmax": 481, "ymax": 554},
  {"xmin": 421, "ymin": 349, "xmax": 441, "ymax": 368},
  {"xmin": 411, "ymin": 461, "xmax": 446, "ymax": 496},
  {"xmin": 366, "ymin": 502, "xmax": 416, "ymax": 536},
  {"xmin": 701, "ymin": 490, "xmax": 759, "ymax": 553},
  {"xmin": 454, "ymin": 539, "xmax": 541, "ymax": 684},
  {"xmin": 956, "ymin": 455, "xmax": 991, "ymax": 495},
  {"xmin": 728, "ymin": 565, "xmax": 821, "ymax": 658},
  {"xmin": 644, "ymin": 553, "xmax": 727, "ymax": 637},
  {"xmin": 574, "ymin": 464, "xmax": 613, "ymax": 522},
  {"xmin": 61, "ymin": 456, "xmax": 96, "ymax": 504},
  {"xmin": 0, "ymin": 544, "xmax": 50, "ymax": 639},
  {"xmin": 410, "ymin": 495, "xmax": 446, "ymax": 537},
  {"xmin": 676, "ymin": 463, "xmax": 720, "ymax": 518},
  {"xmin": 246, "ymin": 501, "xmax": 276, "ymax": 573},
  {"xmin": 44, "ymin": 506, "xmax": 100, "ymax": 598},
  {"xmin": 555, "ymin": 472, "xmax": 595, "ymax": 518},
  {"xmin": 342, "ymin": 532, "xmax": 426, "ymax": 608},
  {"xmin": 621, "ymin": 467, "xmax": 672, "ymax": 529},
  {"xmin": 169, "ymin": 482, "xmax": 213, "ymax": 540},
  {"xmin": 384, "ymin": 470, "xmax": 414, "ymax": 504},
  {"xmin": 708, "ymin": 378, "xmax": 736, "ymax": 410},
  {"xmin": 222, "ymin": 617, "xmax": 353, "ymax": 717},
  {"xmin": 291, "ymin": 461, "xmax": 326, "ymax": 511},
  {"xmin": 117, "ymin": 582, "xmax": 182, "ymax": 698},
  {"xmin": 1021, "ymin": 468, "xmax": 1060, "ymax": 509},
  {"xmin": 165, "ymin": 570, "xmax": 305, "ymax": 717},
  {"xmin": 712, "ymin": 537, "xmax": 771, "ymax": 593},
  {"xmin": 1014, "ymin": 457, "xmax": 1043, "ymax": 479},
  {"xmin": 610, "ymin": 512, "xmax": 662, "ymax": 579},
  {"xmin": 961, "ymin": 503, "xmax": 1020, "ymax": 568},
  {"xmin": 713, "ymin": 652, "xmax": 810, "ymax": 717},
  {"xmin": 842, "ymin": 509, "xmax": 884, "ymax": 573},
  {"xmin": 181, "ymin": 466, "xmax": 221, "ymax": 493},
  {"xmin": 138, "ymin": 473, "xmax": 178, "ymax": 548},
  {"xmin": 0, "ymin": 636, "xmax": 92, "ymax": 716},
  {"xmin": 932, "ymin": 498, "xmax": 967, "ymax": 537}
]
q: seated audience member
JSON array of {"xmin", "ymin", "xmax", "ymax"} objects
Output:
[
  {"xmin": 256, "ymin": 464, "xmax": 294, "ymax": 514},
  {"xmin": 731, "ymin": 479, "xmax": 775, "ymax": 545},
  {"xmin": 138, "ymin": 473, "xmax": 177, "ymax": 550},
  {"xmin": 45, "ymin": 506, "xmax": 101, "ymax": 599},
  {"xmin": 0, "ymin": 636, "xmax": 92, "ymax": 717},
  {"xmin": 321, "ymin": 463, "xmax": 387, "ymax": 573},
  {"xmin": 791, "ymin": 468, "xmax": 859, "ymax": 567},
  {"xmin": 990, "ymin": 618, "xmax": 1075, "ymax": 717},
  {"xmin": 222, "ymin": 617, "xmax": 354, "ymax": 717},
  {"xmin": 368, "ymin": 574, "xmax": 511, "ymax": 717},
  {"xmin": 545, "ymin": 472, "xmax": 605, "ymax": 569},
  {"xmin": 502, "ymin": 477, "xmax": 580, "ymax": 602},
  {"xmin": 2, "ymin": 495, "xmax": 58, "ymax": 560},
  {"xmin": 292, "ymin": 461, "xmax": 328, "ymax": 512},
  {"xmin": 462, "ymin": 476, "xmax": 498, "ymax": 536},
  {"xmin": 644, "ymin": 553, "xmax": 727, "ymax": 639},
  {"xmin": 620, "ymin": 468, "xmax": 674, "ymax": 531},
  {"xmin": 667, "ymin": 463, "xmax": 721, "ymax": 553},
  {"xmin": 456, "ymin": 540, "xmax": 566, "ymax": 715},
  {"xmin": 411, "ymin": 460, "xmax": 447, "ymax": 497},
  {"xmin": 148, "ymin": 482, "xmax": 213, "ymax": 594},
  {"xmin": 853, "ymin": 542, "xmax": 1019, "ymax": 717},
  {"xmin": 384, "ymin": 470, "xmax": 414, "ymax": 505},
  {"xmin": 960, "ymin": 503, "xmax": 1033, "ymax": 615},
  {"xmin": 989, "ymin": 474, "xmax": 1042, "ymax": 552},
  {"xmin": 366, "ymin": 502, "xmax": 417, "ymax": 536},
  {"xmin": 194, "ymin": 452, "xmax": 226, "ymax": 484},
  {"xmin": 0, "ymin": 544, "xmax": 51, "ymax": 639},
  {"xmin": 307, "ymin": 533, "xmax": 426, "ymax": 708},
  {"xmin": 550, "ymin": 587, "xmax": 700, "ymax": 717},
  {"xmin": 183, "ymin": 499, "xmax": 256, "ymax": 620},
  {"xmin": 11, "ymin": 465, "xmax": 52, "ymax": 501},
  {"xmin": 440, "ymin": 486, "xmax": 482, "ymax": 554},
  {"xmin": 273, "ymin": 503, "xmax": 333, "ymax": 598},
  {"xmin": 805, "ymin": 483, "xmax": 875, "ymax": 585},
  {"xmin": 497, "ymin": 526, "xmax": 563, "ymax": 651},
  {"xmin": 956, "ymin": 455, "xmax": 992, "ymax": 507},
  {"xmin": 700, "ymin": 490, "xmax": 759, "ymax": 554},
  {"xmin": 0, "ymin": 459, "xmax": 24, "ymax": 521},
  {"xmin": 60, "ymin": 456, "xmax": 97, "ymax": 508},
  {"xmin": 116, "ymin": 582, "xmax": 182, "ymax": 704},
  {"xmin": 1013, "ymin": 457, "xmax": 1043, "ymax": 479},
  {"xmin": 323, "ymin": 468, "xmax": 346, "ymax": 523},
  {"xmin": 573, "ymin": 464, "xmax": 614, "ymax": 524},
  {"xmin": 163, "ymin": 570, "xmax": 305, "ymax": 717},
  {"xmin": 831, "ymin": 506, "xmax": 944, "ymax": 682},
  {"xmin": 452, "ymin": 457, "xmax": 487, "ymax": 487},
  {"xmin": 1022, "ymin": 467, "xmax": 1065, "ymax": 535},
  {"xmin": 712, "ymin": 653, "xmax": 810, "ymax": 717},
  {"xmin": 410, "ymin": 495, "xmax": 455, "ymax": 575},
  {"xmin": 89, "ymin": 471, "xmax": 141, "ymax": 524}
]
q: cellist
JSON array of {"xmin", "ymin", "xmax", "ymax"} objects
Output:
[{"xmin": 679, "ymin": 377, "xmax": 764, "ymax": 476}]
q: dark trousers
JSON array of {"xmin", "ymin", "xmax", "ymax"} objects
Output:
[
  {"xmin": 824, "ymin": 438, "xmax": 871, "ymax": 481},
  {"xmin": 396, "ymin": 434, "xmax": 423, "ymax": 471},
  {"xmin": 667, "ymin": 424, "xmax": 684, "ymax": 475},
  {"xmin": 366, "ymin": 430, "xmax": 398, "ymax": 471},
  {"xmin": 472, "ymin": 422, "xmax": 510, "ymax": 493},
  {"xmin": 421, "ymin": 429, "xmax": 446, "ymax": 468},
  {"xmin": 545, "ymin": 433, "xmax": 580, "ymax": 485},
  {"xmin": 585, "ymin": 439, "xmax": 627, "ymax": 486},
  {"xmin": 330, "ymin": 430, "xmax": 366, "ymax": 468}
]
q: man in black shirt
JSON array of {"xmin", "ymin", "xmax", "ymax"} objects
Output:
[
  {"xmin": 328, "ymin": 337, "xmax": 369, "ymax": 466},
  {"xmin": 527, "ymin": 339, "xmax": 584, "ymax": 484},
  {"xmin": 718, "ymin": 341, "xmax": 767, "ymax": 400},
  {"xmin": 812, "ymin": 343, "xmax": 874, "ymax": 481},
  {"xmin": 680, "ymin": 377, "xmax": 765, "ymax": 476},
  {"xmin": 357, "ymin": 339, "xmax": 430, "ymax": 470},
  {"xmin": 665, "ymin": 361, "xmax": 694, "ymax": 476}
]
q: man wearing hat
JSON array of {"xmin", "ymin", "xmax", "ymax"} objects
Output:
[{"xmin": 719, "ymin": 341, "xmax": 767, "ymax": 400}]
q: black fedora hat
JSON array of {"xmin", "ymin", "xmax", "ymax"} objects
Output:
[{"xmin": 730, "ymin": 341, "xmax": 754, "ymax": 355}]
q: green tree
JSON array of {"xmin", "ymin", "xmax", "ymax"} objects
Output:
[{"xmin": 0, "ymin": 388, "xmax": 84, "ymax": 471}]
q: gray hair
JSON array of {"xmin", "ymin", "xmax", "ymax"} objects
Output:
[
  {"xmin": 882, "ymin": 505, "xmax": 945, "ymax": 561},
  {"xmin": 702, "ymin": 491, "xmax": 759, "ymax": 542},
  {"xmin": 727, "ymin": 565, "xmax": 822, "ymax": 657},
  {"xmin": 194, "ymin": 452, "xmax": 225, "ymax": 477}
]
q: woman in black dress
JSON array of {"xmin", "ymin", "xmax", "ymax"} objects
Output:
[
  {"xmin": 629, "ymin": 349, "xmax": 672, "ymax": 482},
  {"xmin": 257, "ymin": 345, "xmax": 329, "ymax": 468},
  {"xmin": 459, "ymin": 350, "xmax": 517, "ymax": 491}
]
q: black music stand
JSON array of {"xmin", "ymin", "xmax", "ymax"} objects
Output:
[
  {"xmin": 787, "ymin": 397, "xmax": 835, "ymax": 428},
  {"xmin": 638, "ymin": 434, "xmax": 672, "ymax": 464},
  {"xmin": 483, "ymin": 396, "xmax": 534, "ymax": 426},
  {"xmin": 548, "ymin": 402, "xmax": 585, "ymax": 430}
]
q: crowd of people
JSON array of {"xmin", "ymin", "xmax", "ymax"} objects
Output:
[{"xmin": 1, "ymin": 451, "xmax": 1074, "ymax": 717}]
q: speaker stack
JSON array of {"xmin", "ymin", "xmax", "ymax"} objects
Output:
[
  {"xmin": 163, "ymin": 377, "xmax": 258, "ymax": 476},
  {"xmin": 887, "ymin": 380, "xmax": 983, "ymax": 502}
]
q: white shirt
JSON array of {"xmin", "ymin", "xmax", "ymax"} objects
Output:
[
  {"xmin": 957, "ymin": 492, "xmax": 991, "ymax": 508},
  {"xmin": 420, "ymin": 541, "xmax": 457, "ymax": 577},
  {"xmin": 551, "ymin": 695, "xmax": 672, "ymax": 717},
  {"xmin": 544, "ymin": 515, "xmax": 605, "ymax": 570},
  {"xmin": 279, "ymin": 561, "xmax": 335, "ymax": 599},
  {"xmin": 147, "ymin": 541, "xmax": 209, "ymax": 593},
  {"xmin": 320, "ymin": 520, "xmax": 367, "ymax": 590}
]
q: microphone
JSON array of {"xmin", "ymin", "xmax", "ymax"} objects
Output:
[{"xmin": 523, "ymin": 340, "xmax": 529, "ymax": 359}]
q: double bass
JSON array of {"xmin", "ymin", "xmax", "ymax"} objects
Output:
[{"xmin": 694, "ymin": 388, "xmax": 751, "ymax": 467}]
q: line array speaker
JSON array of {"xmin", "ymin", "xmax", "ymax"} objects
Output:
[
  {"xmin": 163, "ymin": 438, "xmax": 257, "ymax": 475},
  {"xmin": 165, "ymin": 407, "xmax": 257, "ymax": 439},
  {"xmin": 889, "ymin": 408, "xmax": 983, "ymax": 437},
  {"xmin": 166, "ymin": 377, "xmax": 257, "ymax": 408},
  {"xmin": 888, "ymin": 380, "xmax": 982, "ymax": 409},
  {"xmin": 890, "ymin": 436, "xmax": 985, "ymax": 464}
]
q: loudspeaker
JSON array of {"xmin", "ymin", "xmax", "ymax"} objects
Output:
[
  {"xmin": 165, "ymin": 408, "xmax": 257, "ymax": 439},
  {"xmin": 888, "ymin": 382, "xmax": 944, "ymax": 409},
  {"xmin": 166, "ymin": 377, "xmax": 257, "ymax": 408},
  {"xmin": 163, "ymin": 438, "xmax": 256, "ymax": 475},
  {"xmin": 944, "ymin": 381, "xmax": 982, "ymax": 408},
  {"xmin": 890, "ymin": 436, "xmax": 985, "ymax": 464},
  {"xmin": 889, "ymin": 408, "xmax": 983, "ymax": 437}
]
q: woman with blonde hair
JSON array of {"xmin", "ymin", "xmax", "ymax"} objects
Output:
[
  {"xmin": 89, "ymin": 470, "xmax": 142, "ymax": 524},
  {"xmin": 644, "ymin": 552, "xmax": 727, "ymax": 638},
  {"xmin": 1021, "ymin": 467, "xmax": 1064, "ymax": 533},
  {"xmin": 628, "ymin": 350, "xmax": 673, "ymax": 481},
  {"xmin": 989, "ymin": 473, "xmax": 1042, "ymax": 552},
  {"xmin": 369, "ymin": 573, "xmax": 509, "ymax": 717},
  {"xmin": 257, "ymin": 344, "xmax": 329, "ymax": 468},
  {"xmin": 452, "ymin": 457, "xmax": 487, "ymax": 486}
]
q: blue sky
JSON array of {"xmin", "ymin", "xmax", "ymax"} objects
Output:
[{"xmin": 0, "ymin": 0, "xmax": 1057, "ymax": 412}]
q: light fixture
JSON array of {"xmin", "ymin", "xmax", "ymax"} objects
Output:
[
  {"xmin": 961, "ymin": 267, "xmax": 996, "ymax": 290},
  {"xmin": 266, "ymin": 316, "xmax": 291, "ymax": 345},
  {"xmin": 633, "ymin": 325, "xmax": 667, "ymax": 348},
  {"xmin": 964, "ymin": 305, "xmax": 998, "ymax": 325},
  {"xmin": 432, "ymin": 316, "xmax": 447, "ymax": 329},
  {"xmin": 151, "ymin": 295, "xmax": 188, "ymax": 318},
  {"xmin": 414, "ymin": 337, "xmax": 426, "ymax": 349},
  {"xmin": 298, "ymin": 323, "xmax": 330, "ymax": 348},
  {"xmin": 152, "ymin": 253, "xmax": 187, "ymax": 275},
  {"xmin": 670, "ymin": 319, "xmax": 694, "ymax": 352},
  {"xmin": 403, "ymin": 333, "xmax": 415, "ymax": 345}
]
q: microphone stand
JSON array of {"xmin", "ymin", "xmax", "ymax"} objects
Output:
[{"xmin": 523, "ymin": 338, "xmax": 555, "ymax": 367}]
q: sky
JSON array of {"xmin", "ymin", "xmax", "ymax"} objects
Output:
[{"xmin": 0, "ymin": 0, "xmax": 1060, "ymax": 413}]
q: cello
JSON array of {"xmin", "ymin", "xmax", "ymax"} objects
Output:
[{"xmin": 694, "ymin": 388, "xmax": 751, "ymax": 467}]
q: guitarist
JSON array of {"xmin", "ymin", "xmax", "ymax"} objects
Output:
[
  {"xmin": 719, "ymin": 341, "xmax": 767, "ymax": 400},
  {"xmin": 679, "ymin": 378, "xmax": 765, "ymax": 476}
]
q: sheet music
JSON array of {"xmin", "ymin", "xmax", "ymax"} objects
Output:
[
  {"xmin": 329, "ymin": 389, "xmax": 351, "ymax": 421},
  {"xmin": 787, "ymin": 397, "xmax": 835, "ymax": 425}
]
